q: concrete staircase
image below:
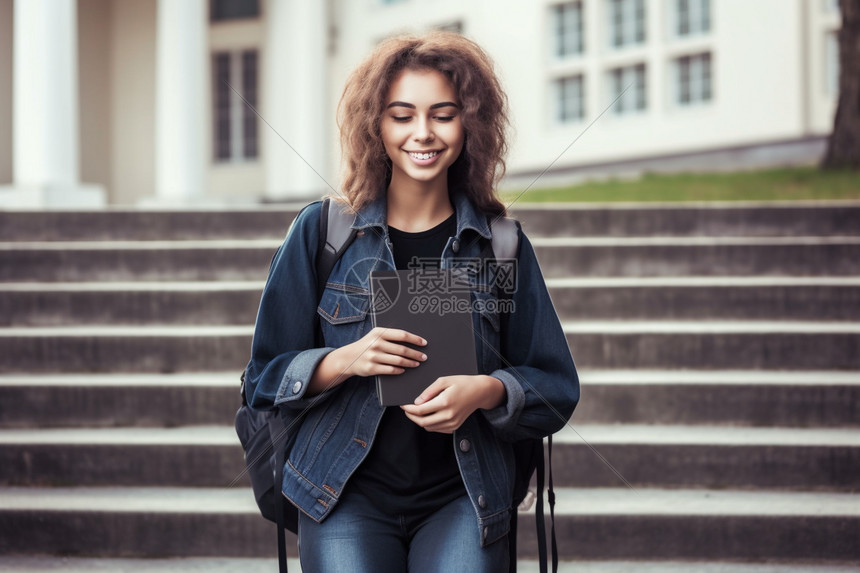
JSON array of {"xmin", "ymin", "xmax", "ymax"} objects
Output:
[{"xmin": 0, "ymin": 202, "xmax": 858, "ymax": 571}]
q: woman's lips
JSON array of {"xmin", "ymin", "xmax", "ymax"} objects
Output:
[{"xmin": 406, "ymin": 149, "xmax": 442, "ymax": 166}]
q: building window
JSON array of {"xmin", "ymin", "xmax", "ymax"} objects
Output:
[
  {"xmin": 435, "ymin": 21, "xmax": 464, "ymax": 34},
  {"xmin": 676, "ymin": 0, "xmax": 710, "ymax": 37},
  {"xmin": 210, "ymin": 0, "xmax": 260, "ymax": 22},
  {"xmin": 554, "ymin": 75, "xmax": 585, "ymax": 122},
  {"xmin": 826, "ymin": 31, "xmax": 839, "ymax": 96},
  {"xmin": 609, "ymin": 63, "xmax": 646, "ymax": 114},
  {"xmin": 674, "ymin": 52, "xmax": 712, "ymax": 105},
  {"xmin": 553, "ymin": 2, "xmax": 585, "ymax": 57},
  {"xmin": 212, "ymin": 50, "xmax": 259, "ymax": 162},
  {"xmin": 608, "ymin": 0, "xmax": 646, "ymax": 48}
]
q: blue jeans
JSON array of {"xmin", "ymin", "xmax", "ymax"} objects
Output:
[{"xmin": 297, "ymin": 488, "xmax": 510, "ymax": 573}]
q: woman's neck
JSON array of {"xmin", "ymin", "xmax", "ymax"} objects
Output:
[{"xmin": 386, "ymin": 176, "xmax": 454, "ymax": 233}]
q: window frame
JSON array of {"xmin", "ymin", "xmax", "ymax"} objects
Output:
[
  {"xmin": 671, "ymin": 0, "xmax": 711, "ymax": 39},
  {"xmin": 552, "ymin": 1, "xmax": 586, "ymax": 59},
  {"xmin": 672, "ymin": 51, "xmax": 713, "ymax": 107},
  {"xmin": 209, "ymin": 0, "xmax": 261, "ymax": 23},
  {"xmin": 553, "ymin": 74, "xmax": 586, "ymax": 123},
  {"xmin": 607, "ymin": 62, "xmax": 647, "ymax": 115},
  {"xmin": 607, "ymin": 0, "xmax": 647, "ymax": 50},
  {"xmin": 211, "ymin": 49, "xmax": 260, "ymax": 163}
]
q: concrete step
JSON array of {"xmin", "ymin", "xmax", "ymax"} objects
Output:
[
  {"xmin": 0, "ymin": 557, "xmax": 300, "ymax": 572},
  {"xmin": 0, "ymin": 426, "xmax": 248, "ymax": 487},
  {"xmin": 515, "ymin": 488, "xmax": 860, "ymax": 562},
  {"xmin": 1, "ymin": 322, "xmax": 858, "ymax": 373},
  {"xmin": 0, "ymin": 326, "xmax": 252, "ymax": 373},
  {"xmin": 2, "ymin": 203, "xmax": 858, "ymax": 241},
  {"xmin": 530, "ymin": 236, "xmax": 860, "ymax": 278},
  {"xmin": 0, "ymin": 209, "xmax": 302, "ymax": 242},
  {"xmin": 0, "ymin": 282, "xmax": 263, "ymax": 326},
  {"xmin": 574, "ymin": 370, "xmax": 860, "ymax": 427},
  {"xmin": 0, "ymin": 240, "xmax": 278, "ymax": 283},
  {"xmin": 1, "ymin": 557, "xmax": 858, "ymax": 573},
  {"xmin": 2, "ymin": 370, "xmax": 857, "ymax": 429},
  {"xmin": 552, "ymin": 424, "xmax": 860, "ymax": 490},
  {"xmin": 546, "ymin": 277, "xmax": 860, "ymax": 321},
  {"xmin": 0, "ymin": 373, "xmax": 240, "ymax": 428},
  {"xmin": 0, "ymin": 487, "xmax": 857, "ymax": 562},
  {"xmin": 3, "ymin": 237, "xmax": 859, "ymax": 282},
  {"xmin": 0, "ymin": 486, "xmax": 283, "ymax": 558},
  {"xmin": 563, "ymin": 321, "xmax": 860, "ymax": 370},
  {"xmin": 4, "ymin": 277, "xmax": 860, "ymax": 327},
  {"xmin": 1, "ymin": 425, "xmax": 857, "ymax": 490},
  {"xmin": 510, "ymin": 202, "xmax": 860, "ymax": 238}
]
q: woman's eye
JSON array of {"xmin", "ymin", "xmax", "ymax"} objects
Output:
[
  {"xmin": 392, "ymin": 116, "xmax": 411, "ymax": 122},
  {"xmin": 435, "ymin": 116, "xmax": 455, "ymax": 122}
]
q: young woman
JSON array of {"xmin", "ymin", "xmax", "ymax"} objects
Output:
[{"xmin": 244, "ymin": 31, "xmax": 579, "ymax": 572}]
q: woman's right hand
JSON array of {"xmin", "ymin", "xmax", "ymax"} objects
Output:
[
  {"xmin": 340, "ymin": 327, "xmax": 428, "ymax": 378},
  {"xmin": 306, "ymin": 327, "xmax": 427, "ymax": 397}
]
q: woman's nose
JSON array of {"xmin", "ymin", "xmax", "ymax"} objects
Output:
[{"xmin": 413, "ymin": 117, "xmax": 434, "ymax": 142}]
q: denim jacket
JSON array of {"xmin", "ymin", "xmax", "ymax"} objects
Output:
[{"xmin": 244, "ymin": 188, "xmax": 579, "ymax": 546}]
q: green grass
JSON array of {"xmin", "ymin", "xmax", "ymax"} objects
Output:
[{"xmin": 500, "ymin": 166, "xmax": 860, "ymax": 203}]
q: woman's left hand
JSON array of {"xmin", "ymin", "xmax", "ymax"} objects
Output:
[{"xmin": 400, "ymin": 375, "xmax": 506, "ymax": 434}]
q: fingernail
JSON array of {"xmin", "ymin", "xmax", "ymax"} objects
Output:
[
  {"xmin": 421, "ymin": 338, "xmax": 427, "ymax": 345},
  {"xmin": 421, "ymin": 354, "xmax": 427, "ymax": 360}
]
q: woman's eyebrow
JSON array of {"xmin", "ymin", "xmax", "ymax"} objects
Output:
[{"xmin": 386, "ymin": 101, "xmax": 460, "ymax": 110}]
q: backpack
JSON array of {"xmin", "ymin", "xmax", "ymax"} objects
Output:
[{"xmin": 235, "ymin": 197, "xmax": 556, "ymax": 573}]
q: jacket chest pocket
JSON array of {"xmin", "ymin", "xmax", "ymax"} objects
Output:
[
  {"xmin": 317, "ymin": 285, "xmax": 370, "ymax": 347},
  {"xmin": 472, "ymin": 289, "xmax": 502, "ymax": 373}
]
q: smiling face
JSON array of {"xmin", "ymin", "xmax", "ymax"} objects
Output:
[{"xmin": 380, "ymin": 68, "xmax": 465, "ymax": 193}]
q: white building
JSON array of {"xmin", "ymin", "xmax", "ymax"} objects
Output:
[{"xmin": 0, "ymin": 0, "xmax": 843, "ymax": 208}]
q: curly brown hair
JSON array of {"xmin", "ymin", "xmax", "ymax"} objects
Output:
[{"xmin": 334, "ymin": 31, "xmax": 510, "ymax": 217}]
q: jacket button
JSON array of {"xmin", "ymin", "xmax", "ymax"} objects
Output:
[
  {"xmin": 291, "ymin": 381, "xmax": 302, "ymax": 394},
  {"xmin": 478, "ymin": 494, "xmax": 486, "ymax": 508},
  {"xmin": 451, "ymin": 238, "xmax": 460, "ymax": 253},
  {"xmin": 482, "ymin": 526, "xmax": 488, "ymax": 542},
  {"xmin": 459, "ymin": 439, "xmax": 471, "ymax": 453}
]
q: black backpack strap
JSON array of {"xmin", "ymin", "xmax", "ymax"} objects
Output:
[
  {"xmin": 490, "ymin": 216, "xmax": 519, "ymax": 261},
  {"xmin": 271, "ymin": 413, "xmax": 289, "ymax": 573},
  {"xmin": 536, "ymin": 444, "xmax": 548, "ymax": 573},
  {"xmin": 313, "ymin": 198, "xmax": 358, "ymax": 348},
  {"xmin": 486, "ymin": 216, "xmax": 558, "ymax": 572},
  {"xmin": 548, "ymin": 435, "xmax": 557, "ymax": 572},
  {"xmin": 316, "ymin": 197, "xmax": 358, "ymax": 302},
  {"xmin": 271, "ymin": 198, "xmax": 358, "ymax": 573}
]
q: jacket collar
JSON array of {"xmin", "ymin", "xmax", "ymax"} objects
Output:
[{"xmin": 350, "ymin": 185, "xmax": 492, "ymax": 240}]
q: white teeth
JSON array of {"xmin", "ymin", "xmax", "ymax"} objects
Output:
[{"xmin": 409, "ymin": 151, "xmax": 439, "ymax": 160}]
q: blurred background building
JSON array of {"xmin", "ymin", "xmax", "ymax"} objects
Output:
[{"xmin": 0, "ymin": 0, "xmax": 844, "ymax": 207}]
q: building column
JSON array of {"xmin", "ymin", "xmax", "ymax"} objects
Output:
[
  {"xmin": 0, "ymin": 0, "xmax": 105, "ymax": 208},
  {"xmin": 264, "ymin": 0, "xmax": 329, "ymax": 201},
  {"xmin": 152, "ymin": 0, "xmax": 207, "ymax": 204}
]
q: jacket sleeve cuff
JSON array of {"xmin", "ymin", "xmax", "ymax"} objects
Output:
[
  {"xmin": 274, "ymin": 347, "xmax": 336, "ymax": 406},
  {"xmin": 480, "ymin": 369, "xmax": 525, "ymax": 434}
]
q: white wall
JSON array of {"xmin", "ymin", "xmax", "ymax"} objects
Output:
[
  {"xmin": 110, "ymin": 0, "xmax": 156, "ymax": 205},
  {"xmin": 806, "ymin": 0, "xmax": 841, "ymax": 135},
  {"xmin": 0, "ymin": 0, "xmax": 842, "ymax": 207},
  {"xmin": 0, "ymin": 0, "xmax": 14, "ymax": 186},
  {"xmin": 501, "ymin": 0, "xmax": 808, "ymax": 174},
  {"xmin": 79, "ymin": 0, "xmax": 113, "ymax": 200},
  {"xmin": 329, "ymin": 0, "xmax": 837, "ymax": 184},
  {"xmin": 208, "ymin": 15, "xmax": 265, "ymax": 201}
]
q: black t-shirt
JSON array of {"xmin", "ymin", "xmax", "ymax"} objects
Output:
[{"xmin": 348, "ymin": 211, "xmax": 467, "ymax": 517}]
